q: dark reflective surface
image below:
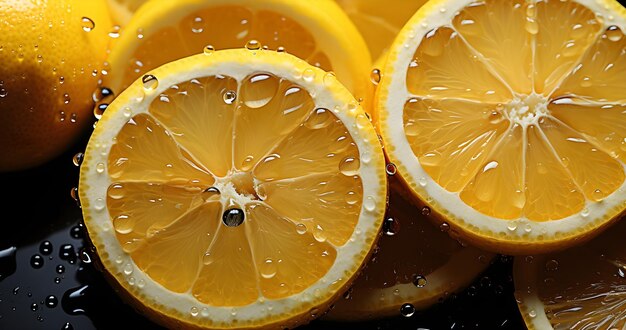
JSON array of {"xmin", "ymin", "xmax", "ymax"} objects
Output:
[{"xmin": 0, "ymin": 133, "xmax": 525, "ymax": 330}]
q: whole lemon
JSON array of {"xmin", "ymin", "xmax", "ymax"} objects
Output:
[{"xmin": 0, "ymin": 0, "xmax": 112, "ymax": 172}]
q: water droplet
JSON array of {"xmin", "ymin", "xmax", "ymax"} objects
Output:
[
  {"xmin": 96, "ymin": 163, "xmax": 105, "ymax": 173},
  {"xmin": 191, "ymin": 17, "xmax": 204, "ymax": 33},
  {"xmin": 223, "ymin": 90, "xmax": 237, "ymax": 104},
  {"xmin": 108, "ymin": 25, "xmax": 121, "ymax": 38},
  {"xmin": 94, "ymin": 103, "xmax": 108, "ymax": 120},
  {"xmin": 190, "ymin": 306, "xmax": 199, "ymax": 316},
  {"xmin": 123, "ymin": 263, "xmax": 133, "ymax": 275},
  {"xmin": 260, "ymin": 258, "xmax": 277, "ymax": 279},
  {"xmin": 45, "ymin": 295, "xmax": 58, "ymax": 308},
  {"xmin": 0, "ymin": 87, "xmax": 7, "ymax": 98},
  {"xmin": 507, "ymin": 222, "xmax": 518, "ymax": 231},
  {"xmin": 245, "ymin": 40, "xmax": 261, "ymax": 50},
  {"xmin": 418, "ymin": 177, "xmax": 428, "ymax": 187},
  {"xmin": 142, "ymin": 74, "xmax": 158, "ymax": 90},
  {"xmin": 79, "ymin": 249, "xmax": 92, "ymax": 264},
  {"xmin": 525, "ymin": 18, "xmax": 538, "ymax": 35},
  {"xmin": 63, "ymin": 93, "xmax": 71, "ymax": 104},
  {"xmin": 30, "ymin": 254, "xmax": 44, "ymax": 269},
  {"xmin": 70, "ymin": 224, "xmax": 84, "ymax": 239},
  {"xmin": 39, "ymin": 241, "xmax": 53, "ymax": 255},
  {"xmin": 339, "ymin": 156, "xmax": 360, "ymax": 176},
  {"xmin": 607, "ymin": 25, "xmax": 623, "ymax": 42},
  {"xmin": 400, "ymin": 303, "xmax": 415, "ymax": 317},
  {"xmin": 295, "ymin": 223, "xmax": 307, "ymax": 235},
  {"xmin": 345, "ymin": 191, "xmax": 359, "ymax": 205},
  {"xmin": 94, "ymin": 198, "xmax": 105, "ymax": 211},
  {"xmin": 364, "ymin": 196, "xmax": 376, "ymax": 211},
  {"xmin": 204, "ymin": 45, "xmax": 215, "ymax": 54},
  {"xmin": 70, "ymin": 113, "xmax": 77, "ymax": 123},
  {"xmin": 439, "ymin": 222, "xmax": 450, "ymax": 232},
  {"xmin": 385, "ymin": 163, "xmax": 397, "ymax": 176},
  {"xmin": 370, "ymin": 68, "xmax": 381, "ymax": 85},
  {"xmin": 62, "ymin": 322, "xmax": 74, "ymax": 330},
  {"xmin": 304, "ymin": 108, "xmax": 333, "ymax": 129},
  {"xmin": 581, "ymin": 208, "xmax": 590, "ymax": 217},
  {"xmin": 61, "ymin": 285, "xmax": 90, "ymax": 315},
  {"xmin": 59, "ymin": 244, "xmax": 77, "ymax": 263},
  {"xmin": 302, "ymin": 68, "xmax": 316, "ymax": 82},
  {"xmin": 383, "ymin": 217, "xmax": 400, "ymax": 236},
  {"xmin": 313, "ymin": 224, "xmax": 327, "ymax": 242},
  {"xmin": 528, "ymin": 309, "xmax": 537, "ymax": 318},
  {"xmin": 421, "ymin": 206, "xmax": 431, "ymax": 216},
  {"xmin": 545, "ymin": 259, "xmax": 559, "ymax": 271},
  {"xmin": 81, "ymin": 17, "xmax": 94, "ymax": 32},
  {"xmin": 30, "ymin": 303, "xmax": 39, "ymax": 311},
  {"xmin": 56, "ymin": 264, "xmax": 65, "ymax": 274},
  {"xmin": 413, "ymin": 275, "xmax": 427, "ymax": 288},
  {"xmin": 591, "ymin": 188, "xmax": 604, "ymax": 201},
  {"xmin": 223, "ymin": 208, "xmax": 245, "ymax": 227}
]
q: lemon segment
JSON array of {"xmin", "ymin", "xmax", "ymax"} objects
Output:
[{"xmin": 79, "ymin": 49, "xmax": 386, "ymax": 329}]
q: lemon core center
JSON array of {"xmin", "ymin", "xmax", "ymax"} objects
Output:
[{"xmin": 506, "ymin": 93, "xmax": 550, "ymax": 126}]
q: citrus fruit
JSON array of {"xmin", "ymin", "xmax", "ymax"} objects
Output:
[
  {"xmin": 78, "ymin": 48, "xmax": 386, "ymax": 329},
  {"xmin": 376, "ymin": 0, "xmax": 626, "ymax": 255},
  {"xmin": 514, "ymin": 217, "xmax": 626, "ymax": 329},
  {"xmin": 0, "ymin": 0, "xmax": 112, "ymax": 172},
  {"xmin": 334, "ymin": 0, "xmax": 428, "ymax": 61},
  {"xmin": 324, "ymin": 177, "xmax": 494, "ymax": 320},
  {"xmin": 106, "ymin": 0, "xmax": 150, "ymax": 26},
  {"xmin": 104, "ymin": 0, "xmax": 371, "ymax": 104}
]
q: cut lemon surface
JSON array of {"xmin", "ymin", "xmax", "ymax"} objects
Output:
[
  {"xmin": 105, "ymin": 0, "xmax": 371, "ymax": 104},
  {"xmin": 334, "ymin": 0, "xmax": 428, "ymax": 61},
  {"xmin": 376, "ymin": 0, "xmax": 626, "ymax": 255},
  {"xmin": 324, "ymin": 177, "xmax": 494, "ymax": 320},
  {"xmin": 78, "ymin": 49, "xmax": 386, "ymax": 329},
  {"xmin": 514, "ymin": 217, "xmax": 626, "ymax": 329}
]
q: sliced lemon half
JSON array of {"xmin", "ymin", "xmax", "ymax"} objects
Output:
[
  {"xmin": 324, "ymin": 177, "xmax": 495, "ymax": 320},
  {"xmin": 377, "ymin": 0, "xmax": 626, "ymax": 255},
  {"xmin": 514, "ymin": 217, "xmax": 626, "ymax": 329},
  {"xmin": 79, "ymin": 49, "xmax": 386, "ymax": 329},
  {"xmin": 105, "ymin": 0, "xmax": 371, "ymax": 103}
]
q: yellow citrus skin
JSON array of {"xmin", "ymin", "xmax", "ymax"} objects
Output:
[{"xmin": 0, "ymin": 0, "xmax": 112, "ymax": 172}]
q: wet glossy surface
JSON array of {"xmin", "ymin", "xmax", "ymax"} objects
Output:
[{"xmin": 0, "ymin": 133, "xmax": 525, "ymax": 329}]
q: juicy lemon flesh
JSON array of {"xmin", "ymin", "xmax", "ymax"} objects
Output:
[
  {"xmin": 105, "ymin": 73, "xmax": 363, "ymax": 306},
  {"xmin": 355, "ymin": 186, "xmax": 461, "ymax": 290},
  {"xmin": 532, "ymin": 220, "xmax": 626, "ymax": 329},
  {"xmin": 117, "ymin": 6, "xmax": 332, "ymax": 93},
  {"xmin": 403, "ymin": 0, "xmax": 626, "ymax": 221}
]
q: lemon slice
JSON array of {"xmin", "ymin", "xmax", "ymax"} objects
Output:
[
  {"xmin": 334, "ymin": 0, "xmax": 428, "ymax": 61},
  {"xmin": 78, "ymin": 49, "xmax": 386, "ymax": 329},
  {"xmin": 514, "ymin": 217, "xmax": 626, "ymax": 329},
  {"xmin": 376, "ymin": 0, "xmax": 626, "ymax": 255},
  {"xmin": 106, "ymin": 0, "xmax": 149, "ymax": 26},
  {"xmin": 105, "ymin": 0, "xmax": 371, "ymax": 103},
  {"xmin": 324, "ymin": 178, "xmax": 494, "ymax": 320}
]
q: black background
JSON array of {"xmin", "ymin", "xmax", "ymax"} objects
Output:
[{"xmin": 2, "ymin": 0, "xmax": 626, "ymax": 327}]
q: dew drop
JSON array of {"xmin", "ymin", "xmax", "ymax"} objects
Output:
[
  {"xmin": 30, "ymin": 254, "xmax": 44, "ymax": 269},
  {"xmin": 545, "ymin": 259, "xmax": 559, "ymax": 271},
  {"xmin": 302, "ymin": 68, "xmax": 316, "ymax": 82},
  {"xmin": 94, "ymin": 198, "xmax": 105, "ymax": 211},
  {"xmin": 591, "ymin": 188, "xmax": 604, "ymax": 201},
  {"xmin": 93, "ymin": 103, "xmax": 108, "ymax": 120},
  {"xmin": 204, "ymin": 45, "xmax": 215, "ymax": 54},
  {"xmin": 39, "ymin": 241, "xmax": 53, "ymax": 255},
  {"xmin": 223, "ymin": 208, "xmax": 245, "ymax": 227},
  {"xmin": 607, "ymin": 25, "xmax": 623, "ymax": 42},
  {"xmin": 108, "ymin": 25, "xmax": 121, "ymax": 38},
  {"xmin": 339, "ymin": 156, "xmax": 360, "ymax": 176},
  {"xmin": 191, "ymin": 17, "xmax": 204, "ymax": 33},
  {"xmin": 439, "ymin": 222, "xmax": 450, "ymax": 232},
  {"xmin": 81, "ymin": 17, "xmax": 95, "ymax": 32},
  {"xmin": 383, "ymin": 217, "xmax": 400, "ymax": 236},
  {"xmin": 96, "ymin": 163, "xmax": 105, "ymax": 173},
  {"xmin": 0, "ymin": 87, "xmax": 7, "ymax": 98},
  {"xmin": 418, "ymin": 177, "xmax": 428, "ymax": 187},
  {"xmin": 45, "ymin": 295, "xmax": 58, "ymax": 308},
  {"xmin": 190, "ymin": 306, "xmax": 199, "ymax": 316},
  {"xmin": 245, "ymin": 40, "xmax": 261, "ymax": 50},
  {"xmin": 400, "ymin": 303, "xmax": 415, "ymax": 317},
  {"xmin": 223, "ymin": 90, "xmax": 237, "ymax": 104},
  {"xmin": 345, "ymin": 191, "xmax": 359, "ymax": 205},
  {"xmin": 364, "ymin": 196, "xmax": 376, "ymax": 211},
  {"xmin": 370, "ymin": 68, "xmax": 381, "ymax": 85},
  {"xmin": 525, "ymin": 18, "xmax": 538, "ymax": 35},
  {"xmin": 62, "ymin": 322, "xmax": 74, "ymax": 330},
  {"xmin": 421, "ymin": 207, "xmax": 431, "ymax": 216},
  {"xmin": 72, "ymin": 153, "xmax": 84, "ymax": 167},
  {"xmin": 581, "ymin": 208, "xmax": 590, "ymax": 217},
  {"xmin": 30, "ymin": 303, "xmax": 38, "ymax": 311},
  {"xmin": 142, "ymin": 74, "xmax": 158, "ymax": 90},
  {"xmin": 304, "ymin": 108, "xmax": 333, "ymax": 129},
  {"xmin": 413, "ymin": 275, "xmax": 427, "ymax": 288},
  {"xmin": 260, "ymin": 258, "xmax": 277, "ymax": 279},
  {"xmin": 507, "ymin": 222, "xmax": 518, "ymax": 231},
  {"xmin": 385, "ymin": 163, "xmax": 397, "ymax": 176},
  {"xmin": 528, "ymin": 309, "xmax": 537, "ymax": 318},
  {"xmin": 56, "ymin": 264, "xmax": 65, "ymax": 274},
  {"xmin": 63, "ymin": 93, "xmax": 71, "ymax": 104},
  {"xmin": 295, "ymin": 223, "xmax": 307, "ymax": 235}
]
